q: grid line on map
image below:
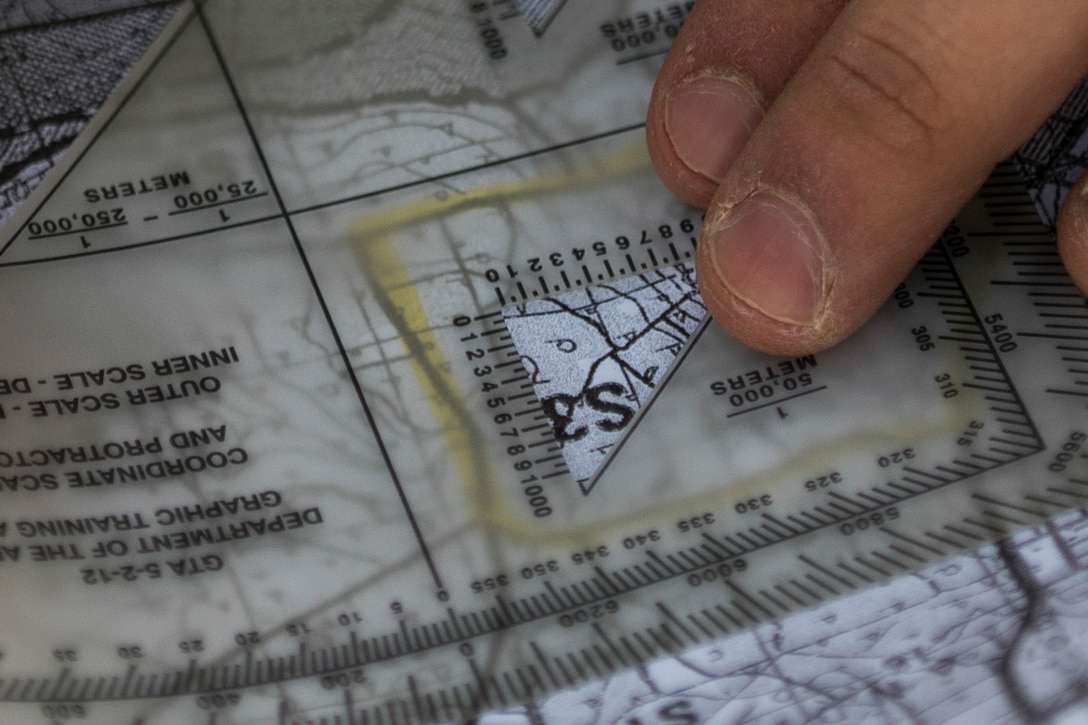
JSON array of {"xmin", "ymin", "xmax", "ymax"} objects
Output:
[{"xmin": 191, "ymin": 1, "xmax": 446, "ymax": 590}]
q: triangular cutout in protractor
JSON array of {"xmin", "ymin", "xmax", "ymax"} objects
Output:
[
  {"xmin": 515, "ymin": 0, "xmax": 570, "ymax": 36},
  {"xmin": 502, "ymin": 261, "xmax": 705, "ymax": 489},
  {"xmin": 0, "ymin": 4, "xmax": 179, "ymax": 230},
  {"xmin": 0, "ymin": 8, "xmax": 280, "ymax": 266}
]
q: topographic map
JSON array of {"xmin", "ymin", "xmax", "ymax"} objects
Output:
[
  {"xmin": 3, "ymin": 2, "xmax": 1088, "ymax": 724},
  {"xmin": 505, "ymin": 262, "xmax": 703, "ymax": 484}
]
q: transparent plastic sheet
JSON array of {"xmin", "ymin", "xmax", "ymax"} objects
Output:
[{"xmin": 1, "ymin": 3, "xmax": 1088, "ymax": 723}]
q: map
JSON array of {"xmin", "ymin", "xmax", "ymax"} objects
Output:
[
  {"xmin": 2, "ymin": 2, "xmax": 1088, "ymax": 724},
  {"xmin": 505, "ymin": 262, "xmax": 703, "ymax": 484}
]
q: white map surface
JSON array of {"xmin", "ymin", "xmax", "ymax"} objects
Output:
[
  {"xmin": 482, "ymin": 507, "xmax": 1088, "ymax": 724},
  {"xmin": 504, "ymin": 263, "xmax": 703, "ymax": 483}
]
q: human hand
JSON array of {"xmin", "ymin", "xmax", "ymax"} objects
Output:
[{"xmin": 646, "ymin": 0, "xmax": 1088, "ymax": 356}]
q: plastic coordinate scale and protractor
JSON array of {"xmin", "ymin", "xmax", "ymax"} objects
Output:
[{"xmin": 0, "ymin": 1, "xmax": 1085, "ymax": 723}]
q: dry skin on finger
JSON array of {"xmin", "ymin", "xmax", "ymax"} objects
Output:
[{"xmin": 659, "ymin": 0, "xmax": 1088, "ymax": 355}]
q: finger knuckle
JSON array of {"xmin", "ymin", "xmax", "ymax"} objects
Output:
[{"xmin": 824, "ymin": 13, "xmax": 959, "ymax": 157}]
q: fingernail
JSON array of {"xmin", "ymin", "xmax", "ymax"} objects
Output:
[
  {"xmin": 666, "ymin": 75, "xmax": 763, "ymax": 182},
  {"xmin": 707, "ymin": 191, "xmax": 826, "ymax": 326}
]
